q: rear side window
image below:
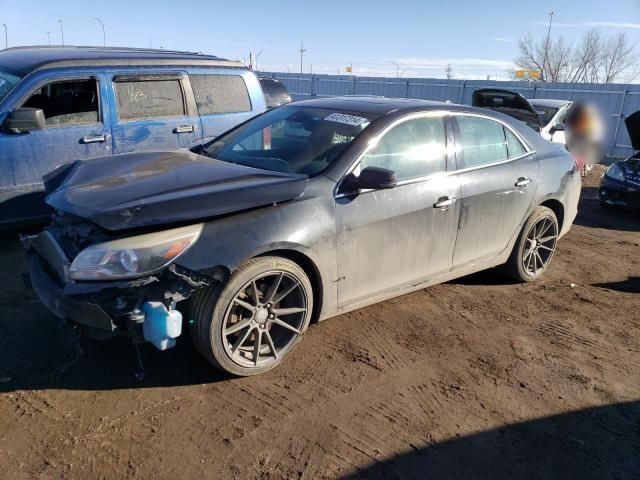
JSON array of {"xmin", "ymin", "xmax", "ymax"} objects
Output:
[
  {"xmin": 457, "ymin": 116, "xmax": 507, "ymax": 168},
  {"xmin": 359, "ymin": 116, "xmax": 447, "ymax": 182},
  {"xmin": 190, "ymin": 74, "xmax": 251, "ymax": 115},
  {"xmin": 115, "ymin": 79, "xmax": 185, "ymax": 120},
  {"xmin": 504, "ymin": 127, "xmax": 527, "ymax": 158}
]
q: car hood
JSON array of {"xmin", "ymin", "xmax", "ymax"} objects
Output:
[
  {"xmin": 624, "ymin": 111, "xmax": 640, "ymax": 151},
  {"xmin": 44, "ymin": 150, "xmax": 308, "ymax": 231},
  {"xmin": 472, "ymin": 88, "xmax": 542, "ymax": 132},
  {"xmin": 618, "ymin": 157, "xmax": 640, "ymax": 183}
]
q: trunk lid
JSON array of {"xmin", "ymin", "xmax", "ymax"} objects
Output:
[
  {"xmin": 472, "ymin": 88, "xmax": 543, "ymax": 132},
  {"xmin": 45, "ymin": 150, "xmax": 308, "ymax": 231}
]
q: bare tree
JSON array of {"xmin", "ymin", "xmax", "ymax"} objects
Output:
[{"xmin": 516, "ymin": 29, "xmax": 638, "ymax": 84}]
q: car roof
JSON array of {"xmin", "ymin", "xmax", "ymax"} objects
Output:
[
  {"xmin": 292, "ymin": 96, "xmax": 456, "ymax": 115},
  {"xmin": 0, "ymin": 45, "xmax": 244, "ymax": 75},
  {"xmin": 528, "ymin": 98, "xmax": 572, "ymax": 108}
]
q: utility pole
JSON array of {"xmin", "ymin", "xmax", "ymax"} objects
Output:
[
  {"xmin": 299, "ymin": 42, "xmax": 306, "ymax": 74},
  {"xmin": 390, "ymin": 60, "xmax": 400, "ymax": 78},
  {"xmin": 58, "ymin": 19, "xmax": 64, "ymax": 46},
  {"xmin": 2, "ymin": 24, "xmax": 7, "ymax": 49},
  {"xmin": 542, "ymin": 10, "xmax": 554, "ymax": 82},
  {"xmin": 47, "ymin": 31, "xmax": 51, "ymax": 46},
  {"xmin": 93, "ymin": 17, "xmax": 105, "ymax": 47},
  {"xmin": 445, "ymin": 63, "xmax": 453, "ymax": 80},
  {"xmin": 255, "ymin": 49, "xmax": 265, "ymax": 71}
]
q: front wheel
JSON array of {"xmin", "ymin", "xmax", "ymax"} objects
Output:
[
  {"xmin": 504, "ymin": 206, "xmax": 559, "ymax": 282},
  {"xmin": 189, "ymin": 256, "xmax": 313, "ymax": 376}
]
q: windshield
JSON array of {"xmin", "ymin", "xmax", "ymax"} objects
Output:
[
  {"xmin": 203, "ymin": 106, "xmax": 377, "ymax": 175},
  {"xmin": 532, "ymin": 106, "xmax": 560, "ymax": 126},
  {"xmin": 0, "ymin": 68, "xmax": 22, "ymax": 103}
]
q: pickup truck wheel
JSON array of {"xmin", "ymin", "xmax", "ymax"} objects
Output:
[
  {"xmin": 504, "ymin": 206, "xmax": 559, "ymax": 282},
  {"xmin": 189, "ymin": 256, "xmax": 313, "ymax": 376}
]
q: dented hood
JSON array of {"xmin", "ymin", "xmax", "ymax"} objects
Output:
[{"xmin": 45, "ymin": 150, "xmax": 308, "ymax": 231}]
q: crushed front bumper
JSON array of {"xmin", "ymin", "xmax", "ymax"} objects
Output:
[{"xmin": 28, "ymin": 252, "xmax": 116, "ymax": 331}]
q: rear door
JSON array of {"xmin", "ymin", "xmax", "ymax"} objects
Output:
[
  {"xmin": 110, "ymin": 73, "xmax": 199, "ymax": 154},
  {"xmin": 335, "ymin": 113, "xmax": 461, "ymax": 306},
  {"xmin": 450, "ymin": 114, "xmax": 538, "ymax": 269}
]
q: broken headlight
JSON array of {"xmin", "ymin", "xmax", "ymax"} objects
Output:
[{"xmin": 69, "ymin": 224, "xmax": 203, "ymax": 280}]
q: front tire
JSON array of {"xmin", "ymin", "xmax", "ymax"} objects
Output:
[
  {"xmin": 189, "ymin": 256, "xmax": 313, "ymax": 376},
  {"xmin": 504, "ymin": 206, "xmax": 559, "ymax": 282}
]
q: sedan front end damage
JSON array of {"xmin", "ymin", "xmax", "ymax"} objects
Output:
[{"xmin": 23, "ymin": 218, "xmax": 213, "ymax": 349}]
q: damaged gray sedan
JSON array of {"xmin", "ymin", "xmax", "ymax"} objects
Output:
[{"xmin": 24, "ymin": 97, "xmax": 581, "ymax": 376}]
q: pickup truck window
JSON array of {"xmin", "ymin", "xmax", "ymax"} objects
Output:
[
  {"xmin": 115, "ymin": 79, "xmax": 185, "ymax": 120},
  {"xmin": 190, "ymin": 74, "xmax": 251, "ymax": 115},
  {"xmin": 20, "ymin": 79, "xmax": 100, "ymax": 126}
]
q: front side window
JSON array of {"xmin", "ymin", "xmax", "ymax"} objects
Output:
[
  {"xmin": 457, "ymin": 116, "xmax": 508, "ymax": 168},
  {"xmin": 203, "ymin": 106, "xmax": 376, "ymax": 175},
  {"xmin": 115, "ymin": 79, "xmax": 185, "ymax": 120},
  {"xmin": 190, "ymin": 74, "xmax": 251, "ymax": 115},
  {"xmin": 359, "ymin": 116, "xmax": 447, "ymax": 182},
  {"xmin": 0, "ymin": 68, "xmax": 22, "ymax": 103},
  {"xmin": 21, "ymin": 79, "xmax": 100, "ymax": 126}
]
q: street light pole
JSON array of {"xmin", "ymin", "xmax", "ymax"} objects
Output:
[
  {"xmin": 93, "ymin": 17, "xmax": 105, "ymax": 47},
  {"xmin": 47, "ymin": 31, "xmax": 51, "ymax": 46},
  {"xmin": 390, "ymin": 60, "xmax": 400, "ymax": 78},
  {"xmin": 299, "ymin": 42, "xmax": 306, "ymax": 74},
  {"xmin": 58, "ymin": 19, "xmax": 64, "ymax": 46},
  {"xmin": 2, "ymin": 24, "xmax": 7, "ymax": 50}
]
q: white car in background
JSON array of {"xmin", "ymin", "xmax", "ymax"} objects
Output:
[{"xmin": 528, "ymin": 99, "xmax": 573, "ymax": 145}]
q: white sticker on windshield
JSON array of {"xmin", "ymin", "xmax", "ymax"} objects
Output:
[{"xmin": 324, "ymin": 112, "xmax": 368, "ymax": 126}]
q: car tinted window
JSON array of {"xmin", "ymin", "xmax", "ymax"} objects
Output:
[
  {"xmin": 533, "ymin": 105, "xmax": 559, "ymax": 125},
  {"xmin": 203, "ymin": 106, "xmax": 375, "ymax": 175},
  {"xmin": 457, "ymin": 115, "xmax": 508, "ymax": 168},
  {"xmin": 359, "ymin": 116, "xmax": 447, "ymax": 181},
  {"xmin": 21, "ymin": 79, "xmax": 100, "ymax": 126},
  {"xmin": 504, "ymin": 127, "xmax": 527, "ymax": 158},
  {"xmin": 190, "ymin": 74, "xmax": 251, "ymax": 115},
  {"xmin": 115, "ymin": 79, "xmax": 185, "ymax": 120}
]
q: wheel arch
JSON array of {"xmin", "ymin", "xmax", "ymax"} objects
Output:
[
  {"xmin": 539, "ymin": 198, "xmax": 565, "ymax": 231},
  {"xmin": 255, "ymin": 248, "xmax": 324, "ymax": 324}
]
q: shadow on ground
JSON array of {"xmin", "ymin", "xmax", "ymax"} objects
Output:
[
  {"xmin": 342, "ymin": 401, "xmax": 640, "ymax": 480},
  {"xmin": 575, "ymin": 187, "xmax": 640, "ymax": 233},
  {"xmin": 593, "ymin": 276, "xmax": 640, "ymax": 293}
]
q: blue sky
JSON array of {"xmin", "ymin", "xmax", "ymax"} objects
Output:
[{"xmin": 1, "ymin": 0, "xmax": 639, "ymax": 79}]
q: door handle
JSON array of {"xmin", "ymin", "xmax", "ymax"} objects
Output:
[
  {"xmin": 433, "ymin": 196, "xmax": 457, "ymax": 209},
  {"xmin": 81, "ymin": 134, "xmax": 110, "ymax": 144},
  {"xmin": 515, "ymin": 177, "xmax": 532, "ymax": 188},
  {"xmin": 173, "ymin": 125, "xmax": 195, "ymax": 134}
]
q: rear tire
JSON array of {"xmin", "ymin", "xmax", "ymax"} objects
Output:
[
  {"xmin": 504, "ymin": 206, "xmax": 559, "ymax": 282},
  {"xmin": 188, "ymin": 256, "xmax": 313, "ymax": 376}
]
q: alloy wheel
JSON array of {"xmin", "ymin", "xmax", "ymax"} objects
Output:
[
  {"xmin": 221, "ymin": 271, "xmax": 308, "ymax": 368},
  {"xmin": 522, "ymin": 215, "xmax": 558, "ymax": 276}
]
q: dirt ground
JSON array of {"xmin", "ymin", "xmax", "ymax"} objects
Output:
[{"xmin": 0, "ymin": 165, "xmax": 638, "ymax": 479}]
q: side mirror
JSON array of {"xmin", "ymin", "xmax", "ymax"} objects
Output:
[
  {"xmin": 343, "ymin": 166, "xmax": 398, "ymax": 192},
  {"xmin": 5, "ymin": 108, "xmax": 46, "ymax": 133},
  {"xmin": 549, "ymin": 123, "xmax": 565, "ymax": 135}
]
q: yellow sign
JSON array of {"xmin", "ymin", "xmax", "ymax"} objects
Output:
[
  {"xmin": 530, "ymin": 70, "xmax": 541, "ymax": 79},
  {"xmin": 345, "ymin": 66, "xmax": 353, "ymax": 73},
  {"xmin": 515, "ymin": 70, "xmax": 525, "ymax": 78}
]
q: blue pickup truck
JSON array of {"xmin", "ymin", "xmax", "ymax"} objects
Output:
[{"xmin": 0, "ymin": 46, "xmax": 267, "ymax": 227}]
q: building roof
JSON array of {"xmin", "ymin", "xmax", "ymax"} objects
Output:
[{"xmin": 0, "ymin": 46, "xmax": 244, "ymax": 75}]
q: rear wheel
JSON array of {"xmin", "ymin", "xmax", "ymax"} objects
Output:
[
  {"xmin": 189, "ymin": 256, "xmax": 313, "ymax": 376},
  {"xmin": 504, "ymin": 206, "xmax": 559, "ymax": 282}
]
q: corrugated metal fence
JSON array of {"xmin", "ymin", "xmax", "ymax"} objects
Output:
[{"xmin": 260, "ymin": 72, "xmax": 640, "ymax": 159}]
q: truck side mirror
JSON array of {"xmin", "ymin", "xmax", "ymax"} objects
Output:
[
  {"xmin": 549, "ymin": 123, "xmax": 565, "ymax": 135},
  {"xmin": 6, "ymin": 108, "xmax": 46, "ymax": 133}
]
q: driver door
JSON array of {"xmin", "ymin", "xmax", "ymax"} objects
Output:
[{"xmin": 335, "ymin": 114, "xmax": 461, "ymax": 307}]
